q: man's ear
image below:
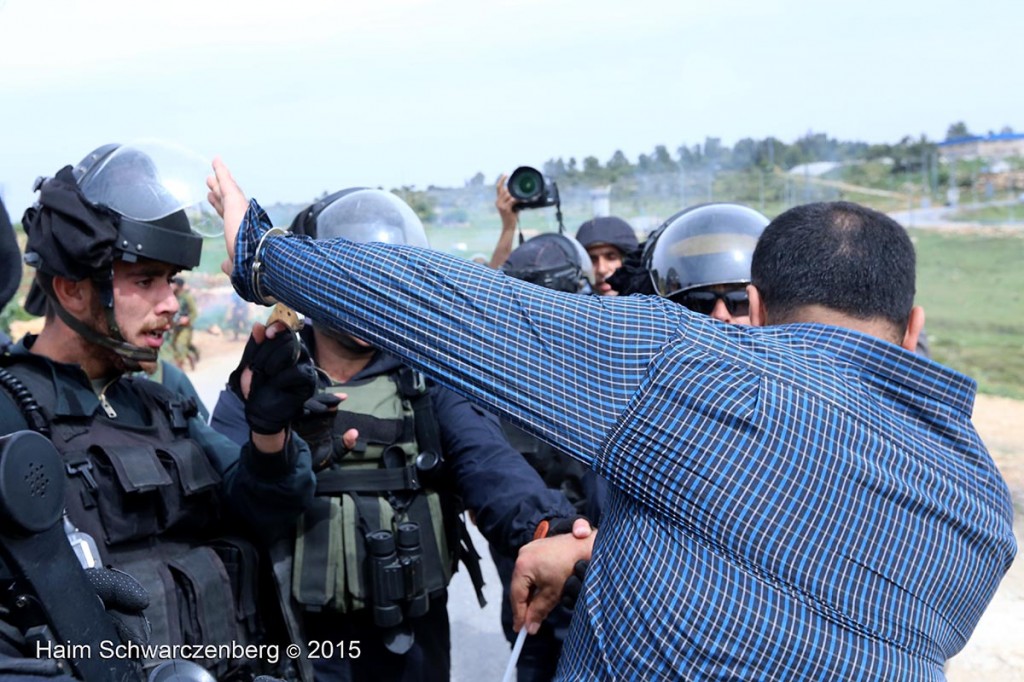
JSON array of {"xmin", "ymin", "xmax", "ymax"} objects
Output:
[
  {"xmin": 50, "ymin": 276, "xmax": 91, "ymax": 315},
  {"xmin": 748, "ymin": 285, "xmax": 767, "ymax": 327},
  {"xmin": 901, "ymin": 305, "xmax": 925, "ymax": 353}
]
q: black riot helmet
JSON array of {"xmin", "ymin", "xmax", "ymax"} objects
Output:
[
  {"xmin": 290, "ymin": 187, "xmax": 429, "ymax": 247},
  {"xmin": 645, "ymin": 203, "xmax": 769, "ymax": 300},
  {"xmin": 21, "ymin": 141, "xmax": 216, "ymax": 366},
  {"xmin": 501, "ymin": 233, "xmax": 594, "ymax": 294}
]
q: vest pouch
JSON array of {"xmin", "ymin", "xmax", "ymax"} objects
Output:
[
  {"xmin": 168, "ymin": 546, "xmax": 239, "ymax": 671},
  {"xmin": 292, "ymin": 496, "xmax": 345, "ymax": 611},
  {"xmin": 121, "ymin": 556, "xmax": 183, "ymax": 674},
  {"xmin": 88, "ymin": 444, "xmax": 172, "ymax": 545},
  {"xmin": 157, "ymin": 441, "xmax": 222, "ymax": 533},
  {"xmin": 209, "ymin": 537, "xmax": 263, "ymax": 640}
]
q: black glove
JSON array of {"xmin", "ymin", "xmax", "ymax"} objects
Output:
[
  {"xmin": 84, "ymin": 567, "xmax": 151, "ymax": 646},
  {"xmin": 605, "ymin": 245, "xmax": 654, "ymax": 296},
  {"xmin": 229, "ymin": 328, "xmax": 318, "ymax": 435},
  {"xmin": 560, "ymin": 559, "xmax": 589, "ymax": 610},
  {"xmin": 295, "ymin": 392, "xmax": 344, "ymax": 469},
  {"xmin": 532, "ymin": 514, "xmax": 590, "ymax": 541}
]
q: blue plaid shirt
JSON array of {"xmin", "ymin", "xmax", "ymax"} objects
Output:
[{"xmin": 233, "ymin": 201, "xmax": 1015, "ymax": 680}]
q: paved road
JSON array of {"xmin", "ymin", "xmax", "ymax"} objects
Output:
[{"xmin": 189, "ymin": 353, "xmax": 515, "ymax": 681}]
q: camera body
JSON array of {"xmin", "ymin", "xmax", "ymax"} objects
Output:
[{"xmin": 507, "ymin": 166, "xmax": 559, "ymax": 211}]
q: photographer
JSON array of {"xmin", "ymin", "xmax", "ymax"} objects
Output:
[{"xmin": 488, "ymin": 167, "xmax": 562, "ymax": 270}]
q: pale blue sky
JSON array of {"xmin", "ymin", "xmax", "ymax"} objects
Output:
[{"xmin": 1, "ymin": 0, "xmax": 1020, "ymax": 216}]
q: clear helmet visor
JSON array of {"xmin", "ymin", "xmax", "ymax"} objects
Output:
[
  {"xmin": 315, "ymin": 189, "xmax": 429, "ymax": 247},
  {"xmin": 74, "ymin": 139, "xmax": 223, "ymax": 237}
]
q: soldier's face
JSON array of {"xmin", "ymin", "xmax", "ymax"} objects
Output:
[
  {"xmin": 586, "ymin": 244, "xmax": 624, "ymax": 296},
  {"xmin": 110, "ymin": 259, "xmax": 180, "ymax": 352}
]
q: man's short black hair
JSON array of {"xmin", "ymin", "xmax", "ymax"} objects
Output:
[{"xmin": 751, "ymin": 201, "xmax": 915, "ymax": 328}]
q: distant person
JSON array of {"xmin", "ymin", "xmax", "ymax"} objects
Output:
[
  {"xmin": 226, "ymin": 290, "xmax": 251, "ymax": 341},
  {"xmin": 170, "ymin": 275, "xmax": 199, "ymax": 370},
  {"xmin": 574, "ymin": 216, "xmax": 638, "ymax": 296},
  {"xmin": 210, "ymin": 160, "xmax": 1016, "ymax": 680}
]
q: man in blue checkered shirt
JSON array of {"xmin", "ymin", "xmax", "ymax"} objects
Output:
[{"xmin": 209, "ymin": 160, "xmax": 1016, "ymax": 680}]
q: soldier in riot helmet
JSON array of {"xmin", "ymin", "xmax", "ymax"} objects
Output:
[
  {"xmin": 0, "ymin": 142, "xmax": 317, "ymax": 680},
  {"xmin": 645, "ymin": 202, "xmax": 770, "ymax": 323},
  {"xmin": 210, "ymin": 188, "xmax": 577, "ymax": 682}
]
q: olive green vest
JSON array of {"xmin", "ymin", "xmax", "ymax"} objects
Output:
[{"xmin": 291, "ymin": 369, "xmax": 454, "ymax": 614}]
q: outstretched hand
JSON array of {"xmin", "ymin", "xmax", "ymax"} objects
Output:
[{"xmin": 206, "ymin": 157, "xmax": 250, "ymax": 275}]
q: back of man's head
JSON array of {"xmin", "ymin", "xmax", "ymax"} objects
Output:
[{"xmin": 751, "ymin": 201, "xmax": 915, "ymax": 329}]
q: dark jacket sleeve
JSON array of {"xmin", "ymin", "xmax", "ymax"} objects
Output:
[
  {"xmin": 434, "ymin": 387, "xmax": 577, "ymax": 554},
  {"xmin": 200, "ymin": 389, "xmax": 315, "ymax": 540},
  {"xmin": 210, "ymin": 388, "xmax": 250, "ymax": 446}
]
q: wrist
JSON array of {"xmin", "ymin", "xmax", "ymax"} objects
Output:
[{"xmin": 251, "ymin": 429, "xmax": 287, "ymax": 455}]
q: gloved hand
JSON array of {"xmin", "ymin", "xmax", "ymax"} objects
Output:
[
  {"xmin": 295, "ymin": 392, "xmax": 344, "ymax": 469},
  {"xmin": 560, "ymin": 559, "xmax": 589, "ymax": 610},
  {"xmin": 84, "ymin": 567, "xmax": 151, "ymax": 646},
  {"xmin": 532, "ymin": 515, "xmax": 591, "ymax": 541},
  {"xmin": 229, "ymin": 325, "xmax": 318, "ymax": 435}
]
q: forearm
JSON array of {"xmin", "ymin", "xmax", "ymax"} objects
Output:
[
  {"xmin": 231, "ymin": 201, "xmax": 674, "ymax": 459},
  {"xmin": 488, "ymin": 214, "xmax": 518, "ymax": 269}
]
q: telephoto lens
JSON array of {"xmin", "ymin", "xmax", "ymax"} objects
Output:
[
  {"xmin": 507, "ymin": 166, "xmax": 546, "ymax": 203},
  {"xmin": 367, "ymin": 530, "xmax": 405, "ymax": 628}
]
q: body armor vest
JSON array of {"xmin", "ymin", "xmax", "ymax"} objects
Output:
[
  {"xmin": 291, "ymin": 367, "xmax": 456, "ymax": 616},
  {"xmin": 0, "ymin": 357, "xmax": 266, "ymax": 679}
]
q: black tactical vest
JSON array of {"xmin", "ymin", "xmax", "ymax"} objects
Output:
[
  {"xmin": 291, "ymin": 367, "xmax": 458, "ymax": 617},
  {"xmin": 0, "ymin": 357, "xmax": 267, "ymax": 678}
]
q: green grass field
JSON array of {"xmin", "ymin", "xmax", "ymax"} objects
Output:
[{"xmin": 911, "ymin": 229, "xmax": 1024, "ymax": 399}]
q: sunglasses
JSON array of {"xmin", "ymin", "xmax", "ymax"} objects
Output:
[{"xmin": 672, "ymin": 288, "xmax": 750, "ymax": 316}]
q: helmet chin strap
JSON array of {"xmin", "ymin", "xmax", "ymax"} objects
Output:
[{"xmin": 42, "ymin": 276, "xmax": 158, "ymax": 370}]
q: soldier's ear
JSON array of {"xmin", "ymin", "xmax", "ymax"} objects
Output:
[
  {"xmin": 51, "ymin": 275, "xmax": 91, "ymax": 315},
  {"xmin": 748, "ymin": 285, "xmax": 767, "ymax": 327}
]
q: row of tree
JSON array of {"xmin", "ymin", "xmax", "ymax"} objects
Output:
[{"xmin": 462, "ymin": 121, "xmax": 1015, "ymax": 188}]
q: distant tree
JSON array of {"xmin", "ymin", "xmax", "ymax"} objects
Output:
[
  {"xmin": 391, "ymin": 186, "xmax": 436, "ymax": 223},
  {"xmin": 582, "ymin": 156, "xmax": 602, "ymax": 176},
  {"xmin": 731, "ymin": 138, "xmax": 759, "ymax": 170},
  {"xmin": 467, "ymin": 171, "xmax": 486, "ymax": 187},
  {"xmin": 636, "ymin": 153, "xmax": 653, "ymax": 173},
  {"xmin": 607, "ymin": 150, "xmax": 631, "ymax": 171},
  {"xmin": 703, "ymin": 136, "xmax": 726, "ymax": 168},
  {"xmin": 678, "ymin": 144, "xmax": 702, "ymax": 167},
  {"xmin": 1000, "ymin": 125, "xmax": 1016, "ymax": 135},
  {"xmin": 652, "ymin": 145, "xmax": 676, "ymax": 172},
  {"xmin": 543, "ymin": 158, "xmax": 567, "ymax": 178},
  {"xmin": 946, "ymin": 121, "xmax": 971, "ymax": 140},
  {"xmin": 567, "ymin": 157, "xmax": 579, "ymax": 176}
]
